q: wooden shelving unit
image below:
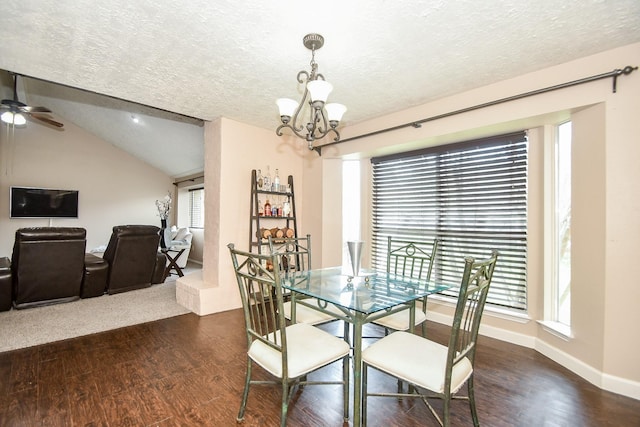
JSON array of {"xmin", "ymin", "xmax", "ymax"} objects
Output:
[{"xmin": 249, "ymin": 169, "xmax": 298, "ymax": 254}]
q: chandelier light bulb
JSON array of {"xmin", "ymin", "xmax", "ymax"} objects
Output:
[
  {"xmin": 325, "ymin": 103, "xmax": 347, "ymax": 123},
  {"xmin": 307, "ymin": 80, "xmax": 333, "ymax": 104},
  {"xmin": 276, "ymin": 98, "xmax": 298, "ymax": 119}
]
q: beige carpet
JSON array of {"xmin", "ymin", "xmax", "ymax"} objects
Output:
[{"xmin": 0, "ymin": 276, "xmax": 192, "ymax": 353}]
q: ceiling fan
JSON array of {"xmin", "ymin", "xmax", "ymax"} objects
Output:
[{"xmin": 1, "ymin": 73, "xmax": 64, "ymax": 128}]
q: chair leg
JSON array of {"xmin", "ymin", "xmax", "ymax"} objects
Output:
[
  {"xmin": 362, "ymin": 362, "xmax": 368, "ymax": 427},
  {"xmin": 443, "ymin": 391, "xmax": 451, "ymax": 427},
  {"xmin": 237, "ymin": 358, "xmax": 252, "ymax": 422},
  {"xmin": 281, "ymin": 378, "xmax": 289, "ymax": 427},
  {"xmin": 468, "ymin": 375, "xmax": 480, "ymax": 427},
  {"xmin": 343, "ymin": 354, "xmax": 350, "ymax": 421}
]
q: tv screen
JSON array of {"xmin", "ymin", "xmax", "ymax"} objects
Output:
[{"xmin": 10, "ymin": 187, "xmax": 79, "ymax": 218}]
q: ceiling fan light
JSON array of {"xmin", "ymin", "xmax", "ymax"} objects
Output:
[{"xmin": 1, "ymin": 111, "xmax": 26, "ymax": 126}]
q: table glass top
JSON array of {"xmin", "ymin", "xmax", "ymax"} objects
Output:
[{"xmin": 281, "ymin": 266, "xmax": 453, "ymax": 314}]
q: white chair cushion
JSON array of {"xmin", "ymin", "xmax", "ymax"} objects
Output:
[
  {"xmin": 248, "ymin": 323, "xmax": 350, "ymax": 379},
  {"xmin": 362, "ymin": 331, "xmax": 473, "ymax": 394},
  {"xmin": 372, "ymin": 307, "xmax": 427, "ymax": 331},
  {"xmin": 282, "ymin": 300, "xmax": 343, "ymax": 325}
]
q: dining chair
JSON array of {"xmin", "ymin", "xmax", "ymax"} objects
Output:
[
  {"xmin": 362, "ymin": 250, "xmax": 499, "ymax": 427},
  {"xmin": 268, "ymin": 235, "xmax": 343, "ymax": 326},
  {"xmin": 373, "ymin": 236, "xmax": 440, "ymax": 336},
  {"xmin": 228, "ymin": 244, "xmax": 350, "ymax": 427}
]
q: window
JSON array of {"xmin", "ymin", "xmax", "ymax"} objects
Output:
[
  {"xmin": 371, "ymin": 132, "xmax": 529, "ymax": 311},
  {"xmin": 546, "ymin": 122, "xmax": 571, "ymax": 327},
  {"xmin": 189, "ymin": 187, "xmax": 205, "ymax": 228},
  {"xmin": 342, "ymin": 160, "xmax": 361, "ymax": 266}
]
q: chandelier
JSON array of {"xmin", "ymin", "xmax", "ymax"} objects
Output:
[{"xmin": 276, "ymin": 33, "xmax": 347, "ymax": 152}]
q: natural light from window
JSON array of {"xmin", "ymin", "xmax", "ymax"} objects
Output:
[
  {"xmin": 557, "ymin": 122, "xmax": 572, "ymax": 326},
  {"xmin": 342, "ymin": 160, "xmax": 361, "ymax": 266}
]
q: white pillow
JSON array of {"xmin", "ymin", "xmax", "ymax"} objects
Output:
[{"xmin": 174, "ymin": 227, "xmax": 190, "ymax": 241}]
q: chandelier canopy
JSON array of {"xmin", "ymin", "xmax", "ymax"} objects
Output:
[{"xmin": 276, "ymin": 33, "xmax": 346, "ymax": 152}]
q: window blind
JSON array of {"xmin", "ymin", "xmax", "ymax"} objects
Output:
[
  {"xmin": 371, "ymin": 132, "xmax": 528, "ymax": 310},
  {"xmin": 189, "ymin": 188, "xmax": 205, "ymax": 229}
]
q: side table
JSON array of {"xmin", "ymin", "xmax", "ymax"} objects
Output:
[{"xmin": 161, "ymin": 247, "xmax": 186, "ymax": 279}]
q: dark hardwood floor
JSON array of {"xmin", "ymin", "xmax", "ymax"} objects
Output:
[{"xmin": 0, "ymin": 309, "xmax": 638, "ymax": 426}]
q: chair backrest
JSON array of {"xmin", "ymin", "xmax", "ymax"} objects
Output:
[
  {"xmin": 228, "ymin": 244, "xmax": 290, "ymax": 375},
  {"xmin": 386, "ymin": 236, "xmax": 439, "ymax": 281},
  {"xmin": 103, "ymin": 225, "xmax": 162, "ymax": 293},
  {"xmin": 445, "ymin": 250, "xmax": 499, "ymax": 387},
  {"xmin": 11, "ymin": 227, "xmax": 87, "ymax": 308},
  {"xmin": 267, "ymin": 234, "xmax": 311, "ymax": 272}
]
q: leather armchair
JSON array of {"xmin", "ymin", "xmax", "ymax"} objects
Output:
[
  {"xmin": 102, "ymin": 225, "xmax": 166, "ymax": 294},
  {"xmin": 11, "ymin": 227, "xmax": 88, "ymax": 309}
]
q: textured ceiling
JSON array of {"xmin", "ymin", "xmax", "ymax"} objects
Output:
[{"xmin": 1, "ymin": 0, "xmax": 639, "ymax": 177}]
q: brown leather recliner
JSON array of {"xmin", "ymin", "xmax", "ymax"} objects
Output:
[
  {"xmin": 102, "ymin": 225, "xmax": 166, "ymax": 294},
  {"xmin": 11, "ymin": 227, "xmax": 88, "ymax": 309}
]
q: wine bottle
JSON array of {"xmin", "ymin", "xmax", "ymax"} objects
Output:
[
  {"xmin": 264, "ymin": 199, "xmax": 271, "ymax": 217},
  {"xmin": 256, "ymin": 169, "xmax": 263, "ymax": 190},
  {"xmin": 263, "ymin": 166, "xmax": 271, "ymax": 191},
  {"xmin": 274, "ymin": 168, "xmax": 280, "ymax": 191}
]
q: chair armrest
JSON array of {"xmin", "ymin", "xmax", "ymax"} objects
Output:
[
  {"xmin": 0, "ymin": 257, "xmax": 12, "ymax": 311},
  {"xmin": 152, "ymin": 252, "xmax": 167, "ymax": 284},
  {"xmin": 82, "ymin": 253, "xmax": 109, "ymax": 298}
]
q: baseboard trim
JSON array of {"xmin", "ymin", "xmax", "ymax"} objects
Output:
[{"xmin": 427, "ymin": 311, "xmax": 640, "ymax": 401}]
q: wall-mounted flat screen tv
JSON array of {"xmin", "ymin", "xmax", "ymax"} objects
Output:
[{"xmin": 10, "ymin": 187, "xmax": 79, "ymax": 218}]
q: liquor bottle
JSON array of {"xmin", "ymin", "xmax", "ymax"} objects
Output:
[
  {"xmin": 263, "ymin": 166, "xmax": 271, "ymax": 191},
  {"xmin": 277, "ymin": 203, "xmax": 283, "ymax": 217},
  {"xmin": 264, "ymin": 199, "xmax": 271, "ymax": 217},
  {"xmin": 274, "ymin": 168, "xmax": 280, "ymax": 191},
  {"xmin": 258, "ymin": 199, "xmax": 263, "ymax": 216},
  {"xmin": 256, "ymin": 169, "xmax": 263, "ymax": 190},
  {"xmin": 283, "ymin": 201, "xmax": 291, "ymax": 217}
]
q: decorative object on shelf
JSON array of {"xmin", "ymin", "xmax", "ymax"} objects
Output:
[
  {"xmin": 155, "ymin": 192, "xmax": 172, "ymax": 249},
  {"xmin": 275, "ymin": 33, "xmax": 347, "ymax": 152}
]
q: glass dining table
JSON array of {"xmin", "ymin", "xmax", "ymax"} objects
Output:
[{"xmin": 281, "ymin": 266, "xmax": 453, "ymax": 426}]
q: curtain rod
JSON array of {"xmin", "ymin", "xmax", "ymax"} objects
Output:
[
  {"xmin": 313, "ymin": 65, "xmax": 638, "ymax": 156},
  {"xmin": 173, "ymin": 175, "xmax": 204, "ymax": 185}
]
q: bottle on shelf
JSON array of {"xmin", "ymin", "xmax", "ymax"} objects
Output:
[
  {"xmin": 263, "ymin": 166, "xmax": 271, "ymax": 191},
  {"xmin": 277, "ymin": 202, "xmax": 283, "ymax": 217},
  {"xmin": 258, "ymin": 199, "xmax": 263, "ymax": 216},
  {"xmin": 283, "ymin": 201, "xmax": 291, "ymax": 217},
  {"xmin": 264, "ymin": 199, "xmax": 271, "ymax": 217},
  {"xmin": 256, "ymin": 169, "xmax": 263, "ymax": 190},
  {"xmin": 274, "ymin": 168, "xmax": 280, "ymax": 192}
]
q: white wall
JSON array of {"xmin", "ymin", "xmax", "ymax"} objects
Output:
[{"xmin": 0, "ymin": 116, "xmax": 174, "ymax": 256}]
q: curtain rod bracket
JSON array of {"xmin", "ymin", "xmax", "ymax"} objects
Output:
[{"xmin": 612, "ymin": 65, "xmax": 638, "ymax": 93}]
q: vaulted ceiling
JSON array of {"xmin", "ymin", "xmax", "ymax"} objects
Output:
[{"xmin": 1, "ymin": 1, "xmax": 639, "ymax": 177}]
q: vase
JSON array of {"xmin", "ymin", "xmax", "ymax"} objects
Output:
[
  {"xmin": 347, "ymin": 240, "xmax": 364, "ymax": 277},
  {"xmin": 160, "ymin": 219, "xmax": 168, "ymax": 249}
]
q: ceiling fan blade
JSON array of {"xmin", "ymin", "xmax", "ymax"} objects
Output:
[
  {"xmin": 21, "ymin": 105, "xmax": 52, "ymax": 113},
  {"xmin": 30, "ymin": 114, "xmax": 64, "ymax": 128}
]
